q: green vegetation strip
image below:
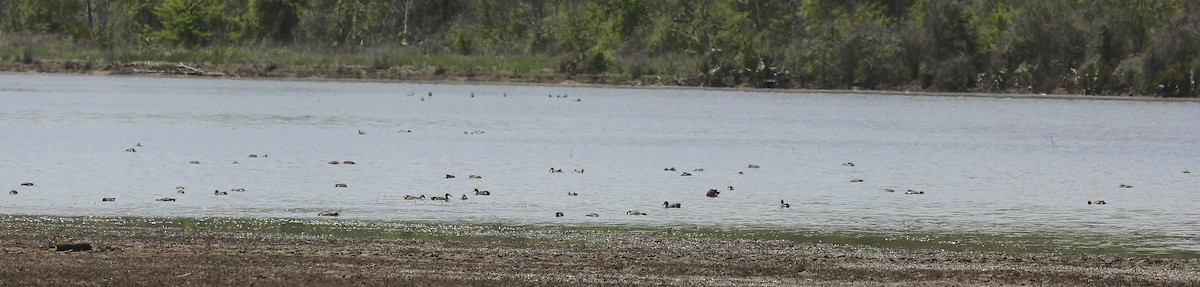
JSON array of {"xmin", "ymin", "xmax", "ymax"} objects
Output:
[{"xmin": 5, "ymin": 215, "xmax": 1196, "ymax": 258}]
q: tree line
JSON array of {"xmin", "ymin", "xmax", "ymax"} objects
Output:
[{"xmin": 2, "ymin": 0, "xmax": 1198, "ymax": 97}]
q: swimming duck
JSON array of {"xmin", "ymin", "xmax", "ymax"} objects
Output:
[
  {"xmin": 404, "ymin": 195, "xmax": 425, "ymax": 200},
  {"xmin": 126, "ymin": 148, "xmax": 137, "ymax": 152},
  {"xmin": 214, "ymin": 190, "xmax": 228, "ymax": 195},
  {"xmin": 328, "ymin": 160, "xmax": 340, "ymax": 165},
  {"xmin": 1184, "ymin": 170, "xmax": 1191, "ymax": 174},
  {"xmin": 189, "ymin": 161, "xmax": 200, "ymax": 164},
  {"xmin": 176, "ymin": 189, "xmax": 186, "ymax": 194},
  {"xmin": 1088, "ymin": 200, "xmax": 1107, "ymax": 205},
  {"xmin": 358, "ymin": 129, "xmax": 365, "ymax": 135},
  {"xmin": 693, "ymin": 168, "xmax": 704, "ymax": 172},
  {"xmin": 319, "ymin": 211, "xmax": 340, "ymax": 217},
  {"xmin": 842, "ymin": 162, "xmax": 855, "ymax": 167},
  {"xmin": 136, "ymin": 143, "xmax": 142, "ymax": 147},
  {"xmin": 20, "ymin": 182, "xmax": 34, "ymax": 186},
  {"xmin": 460, "ymin": 194, "xmax": 469, "ymax": 200},
  {"xmin": 555, "ymin": 212, "xmax": 564, "ymax": 217},
  {"xmin": 231, "ymin": 187, "xmax": 245, "ymax": 192},
  {"xmin": 727, "ymin": 186, "xmax": 734, "ymax": 191},
  {"xmin": 334, "ymin": 183, "xmax": 348, "ymax": 188},
  {"xmin": 473, "ymin": 189, "xmax": 491, "ymax": 196},
  {"xmin": 342, "ymin": 160, "xmax": 356, "ymax": 165},
  {"xmin": 681, "ymin": 172, "xmax": 693, "ymax": 177},
  {"xmin": 231, "ymin": 160, "xmax": 238, "ymax": 164},
  {"xmin": 102, "ymin": 197, "xmax": 116, "ymax": 202},
  {"xmin": 664, "ymin": 167, "xmax": 676, "ymax": 171},
  {"xmin": 176, "ymin": 185, "xmax": 185, "ymax": 190},
  {"xmin": 399, "ymin": 129, "xmax": 412, "ymax": 133},
  {"xmin": 430, "ymin": 193, "xmax": 452, "ymax": 201},
  {"xmin": 904, "ymin": 190, "xmax": 924, "ymax": 195},
  {"xmin": 248, "ymin": 154, "xmax": 258, "ymax": 158},
  {"xmin": 8, "ymin": 190, "xmax": 16, "ymax": 195},
  {"xmin": 445, "ymin": 174, "xmax": 456, "ymax": 179},
  {"xmin": 573, "ymin": 169, "xmax": 585, "ymax": 174},
  {"xmin": 883, "ymin": 188, "xmax": 896, "ymax": 193},
  {"xmin": 468, "ymin": 175, "xmax": 482, "ymax": 179},
  {"xmin": 748, "ymin": 164, "xmax": 760, "ymax": 169},
  {"xmin": 586, "ymin": 212, "xmax": 599, "ymax": 217},
  {"xmin": 1119, "ymin": 184, "xmax": 1133, "ymax": 188},
  {"xmin": 849, "ymin": 178, "xmax": 863, "ymax": 182},
  {"xmin": 705, "ymin": 189, "xmax": 720, "ymax": 197},
  {"xmin": 780, "ymin": 199, "xmax": 790, "ymax": 208},
  {"xmin": 626, "ymin": 210, "xmax": 646, "ymax": 216},
  {"xmin": 663, "ymin": 201, "xmax": 681, "ymax": 208},
  {"xmin": 156, "ymin": 197, "xmax": 176, "ymax": 202},
  {"xmin": 567, "ymin": 192, "xmax": 578, "ymax": 196}
]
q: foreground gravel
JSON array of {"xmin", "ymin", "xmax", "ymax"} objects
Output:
[{"xmin": 0, "ymin": 221, "xmax": 1197, "ymax": 286}]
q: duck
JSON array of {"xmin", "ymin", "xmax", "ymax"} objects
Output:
[
  {"xmin": 1088, "ymin": 200, "xmax": 1107, "ymax": 205},
  {"xmin": 248, "ymin": 154, "xmax": 258, "ymax": 158},
  {"xmin": 101, "ymin": 197, "xmax": 116, "ymax": 202},
  {"xmin": 626, "ymin": 210, "xmax": 646, "ymax": 216},
  {"xmin": 189, "ymin": 161, "xmax": 200, "ymax": 164},
  {"xmin": 136, "ymin": 143, "xmax": 143, "ymax": 147},
  {"xmin": 231, "ymin": 160, "xmax": 238, "ymax": 164},
  {"xmin": 1119, "ymin": 184, "xmax": 1133, "ymax": 188},
  {"xmin": 214, "ymin": 190, "xmax": 228, "ymax": 195},
  {"xmin": 176, "ymin": 189, "xmax": 186, "ymax": 194},
  {"xmin": 567, "ymin": 192, "xmax": 578, "ymax": 196},
  {"xmin": 468, "ymin": 175, "xmax": 482, "ymax": 179},
  {"xmin": 175, "ymin": 185, "xmax": 185, "ymax": 190},
  {"xmin": 693, "ymin": 168, "xmax": 704, "ymax": 172},
  {"xmin": 663, "ymin": 201, "xmax": 681, "ymax": 208},
  {"xmin": 883, "ymin": 188, "xmax": 896, "ymax": 193},
  {"xmin": 705, "ymin": 189, "xmax": 720, "ymax": 197},
  {"xmin": 473, "ymin": 189, "xmax": 491, "ymax": 196},
  {"xmin": 586, "ymin": 212, "xmax": 599, "ymax": 217},
  {"xmin": 156, "ymin": 197, "xmax": 176, "ymax": 202},
  {"xmin": 1184, "ymin": 170, "xmax": 1191, "ymax": 174},
  {"xmin": 20, "ymin": 182, "xmax": 34, "ymax": 186},
  {"xmin": 231, "ymin": 187, "xmax": 245, "ymax": 192},
  {"xmin": 319, "ymin": 211, "xmax": 340, "ymax": 217},
  {"xmin": 125, "ymin": 148, "xmax": 137, "ymax": 152},
  {"xmin": 904, "ymin": 190, "xmax": 925, "ymax": 195},
  {"xmin": 404, "ymin": 195, "xmax": 425, "ymax": 200},
  {"xmin": 445, "ymin": 174, "xmax": 456, "ymax": 179},
  {"xmin": 748, "ymin": 164, "xmax": 760, "ymax": 169},
  {"xmin": 358, "ymin": 129, "xmax": 365, "ymax": 135},
  {"xmin": 399, "ymin": 129, "xmax": 412, "ymax": 133},
  {"xmin": 342, "ymin": 160, "xmax": 356, "ymax": 165},
  {"xmin": 555, "ymin": 212, "xmax": 564, "ymax": 218},
  {"xmin": 664, "ymin": 167, "xmax": 676, "ymax": 171},
  {"xmin": 430, "ymin": 193, "xmax": 452, "ymax": 201},
  {"xmin": 727, "ymin": 186, "xmax": 734, "ymax": 191},
  {"xmin": 460, "ymin": 194, "xmax": 469, "ymax": 200},
  {"xmin": 780, "ymin": 199, "xmax": 790, "ymax": 208},
  {"xmin": 842, "ymin": 162, "xmax": 855, "ymax": 167},
  {"xmin": 549, "ymin": 168, "xmax": 564, "ymax": 173},
  {"xmin": 680, "ymin": 172, "xmax": 693, "ymax": 177},
  {"xmin": 738, "ymin": 171, "xmax": 744, "ymax": 175},
  {"xmin": 334, "ymin": 183, "xmax": 348, "ymax": 188},
  {"xmin": 849, "ymin": 178, "xmax": 864, "ymax": 182},
  {"xmin": 573, "ymin": 169, "xmax": 585, "ymax": 174},
  {"xmin": 328, "ymin": 160, "xmax": 340, "ymax": 165},
  {"xmin": 8, "ymin": 190, "xmax": 16, "ymax": 195}
]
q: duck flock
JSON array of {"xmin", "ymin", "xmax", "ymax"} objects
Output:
[{"xmin": 5, "ymin": 90, "xmax": 1176, "ymax": 220}]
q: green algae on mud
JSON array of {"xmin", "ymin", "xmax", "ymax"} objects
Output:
[{"xmin": 4, "ymin": 214, "xmax": 1197, "ymax": 258}]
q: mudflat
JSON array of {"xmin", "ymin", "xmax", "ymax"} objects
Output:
[{"xmin": 0, "ymin": 220, "xmax": 1197, "ymax": 286}]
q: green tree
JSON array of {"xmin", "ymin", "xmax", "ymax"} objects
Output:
[{"xmin": 155, "ymin": 0, "xmax": 227, "ymax": 46}]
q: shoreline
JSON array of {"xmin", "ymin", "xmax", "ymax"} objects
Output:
[
  {"xmin": 4, "ymin": 60, "xmax": 1199, "ymax": 103},
  {"xmin": 1, "ymin": 215, "xmax": 1198, "ymax": 286}
]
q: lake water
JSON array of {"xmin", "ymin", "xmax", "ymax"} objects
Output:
[{"xmin": 2, "ymin": 73, "xmax": 1199, "ymax": 255}]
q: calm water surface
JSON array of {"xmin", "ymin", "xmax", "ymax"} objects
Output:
[{"xmin": 2, "ymin": 74, "xmax": 1199, "ymax": 254}]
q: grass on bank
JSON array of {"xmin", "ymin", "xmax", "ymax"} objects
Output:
[
  {"xmin": 6, "ymin": 214, "xmax": 1197, "ymax": 258},
  {"xmin": 0, "ymin": 36, "xmax": 690, "ymax": 79}
]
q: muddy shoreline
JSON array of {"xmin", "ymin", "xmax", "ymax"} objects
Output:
[
  {"xmin": 1, "ymin": 219, "xmax": 1196, "ymax": 286},
  {"xmin": 4, "ymin": 59, "xmax": 1197, "ymax": 103}
]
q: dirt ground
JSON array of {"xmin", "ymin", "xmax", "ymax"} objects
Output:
[{"xmin": 0, "ymin": 221, "xmax": 1197, "ymax": 286}]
